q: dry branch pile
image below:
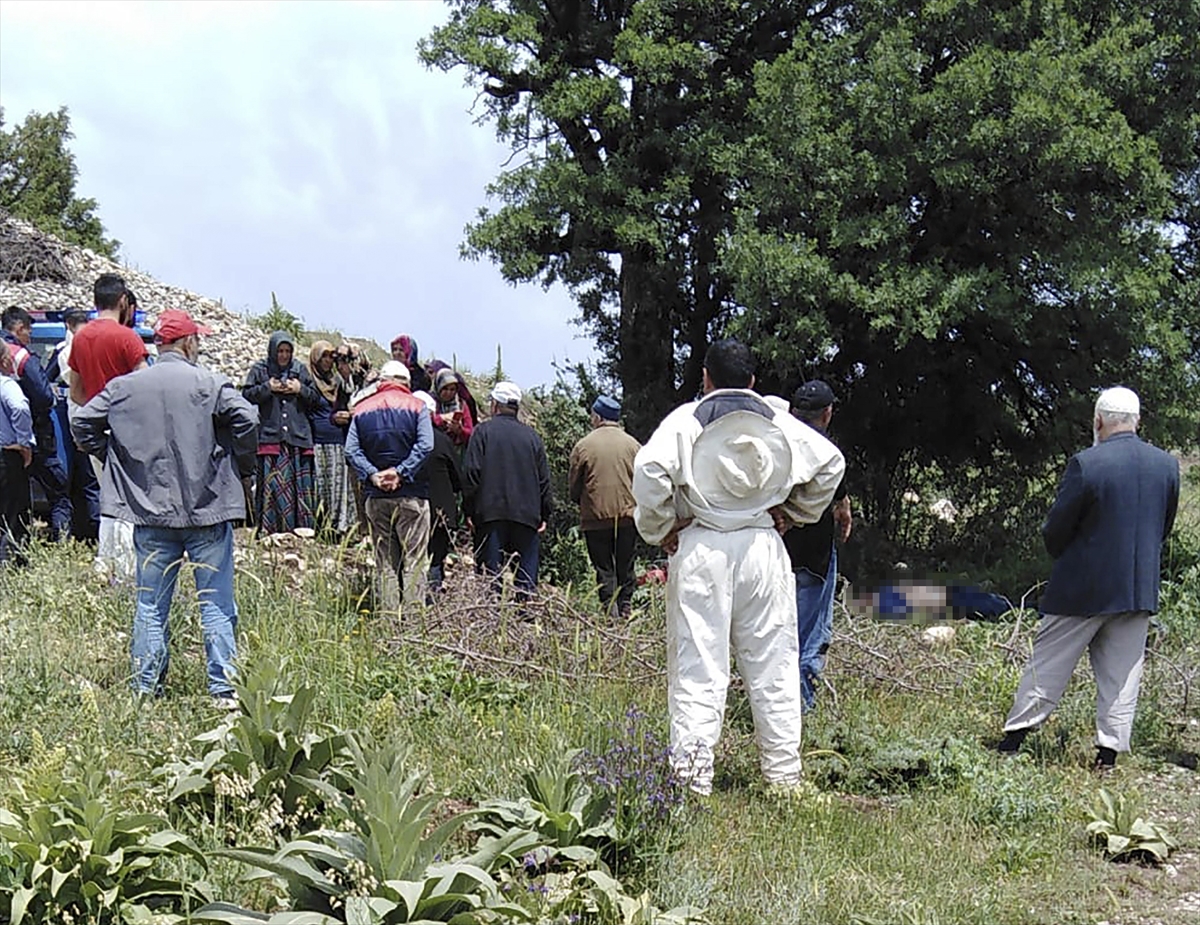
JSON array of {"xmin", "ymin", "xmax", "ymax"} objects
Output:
[
  {"xmin": 0, "ymin": 210, "xmax": 267, "ymax": 382},
  {"xmin": 0, "ymin": 211, "xmax": 71, "ymax": 284}
]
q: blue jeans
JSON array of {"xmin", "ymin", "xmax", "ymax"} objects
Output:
[
  {"xmin": 479, "ymin": 520, "xmax": 540, "ymax": 595},
  {"xmin": 132, "ymin": 522, "xmax": 238, "ymax": 696},
  {"xmin": 795, "ymin": 546, "xmax": 837, "ymax": 711}
]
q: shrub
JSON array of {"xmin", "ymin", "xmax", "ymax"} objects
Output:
[
  {"xmin": 0, "ymin": 750, "xmax": 208, "ymax": 924},
  {"xmin": 254, "ymin": 292, "xmax": 303, "ymax": 340},
  {"xmin": 158, "ymin": 662, "xmax": 349, "ymax": 837},
  {"xmin": 1086, "ymin": 788, "xmax": 1177, "ymax": 865},
  {"xmin": 581, "ymin": 707, "xmax": 685, "ymax": 870}
]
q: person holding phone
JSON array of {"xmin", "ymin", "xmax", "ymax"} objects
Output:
[
  {"xmin": 432, "ymin": 367, "xmax": 474, "ymax": 448},
  {"xmin": 242, "ymin": 331, "xmax": 320, "ymax": 535}
]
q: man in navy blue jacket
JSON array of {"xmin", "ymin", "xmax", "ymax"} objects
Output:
[
  {"xmin": 464, "ymin": 381, "xmax": 553, "ymax": 597},
  {"xmin": 345, "ymin": 360, "xmax": 433, "ymax": 614},
  {"xmin": 997, "ymin": 387, "xmax": 1180, "ymax": 769}
]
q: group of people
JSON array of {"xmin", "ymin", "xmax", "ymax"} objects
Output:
[
  {"xmin": 239, "ymin": 329, "xmax": 552, "ymax": 613},
  {"xmin": 0, "ymin": 276, "xmax": 560, "ymax": 704},
  {"xmin": 2, "ymin": 282, "xmax": 1181, "ymax": 789},
  {"xmin": 1, "ymin": 279, "xmax": 150, "ymax": 570},
  {"xmin": 627, "ymin": 342, "xmax": 1178, "ymax": 793}
]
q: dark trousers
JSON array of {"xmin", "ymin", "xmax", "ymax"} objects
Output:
[
  {"xmin": 0, "ymin": 449, "xmax": 31, "ymax": 565},
  {"xmin": 427, "ymin": 515, "xmax": 453, "ymax": 590},
  {"xmin": 69, "ymin": 448, "xmax": 100, "ymax": 541},
  {"xmin": 30, "ymin": 417, "xmax": 70, "ymax": 540},
  {"xmin": 584, "ymin": 523, "xmax": 637, "ymax": 616},
  {"xmin": 478, "ymin": 520, "xmax": 540, "ymax": 595}
]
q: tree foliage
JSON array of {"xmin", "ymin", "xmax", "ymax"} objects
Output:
[
  {"xmin": 725, "ymin": 0, "xmax": 1200, "ymax": 534},
  {"xmin": 421, "ymin": 0, "xmax": 810, "ymax": 437},
  {"xmin": 0, "ymin": 106, "xmax": 118, "ymax": 257},
  {"xmin": 423, "ymin": 0, "xmax": 1199, "ymax": 555}
]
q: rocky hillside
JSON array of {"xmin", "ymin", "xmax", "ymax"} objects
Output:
[{"xmin": 0, "ymin": 210, "xmax": 266, "ymax": 382}]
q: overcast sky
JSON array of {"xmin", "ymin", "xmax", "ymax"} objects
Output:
[{"xmin": 0, "ymin": 0, "xmax": 596, "ymax": 387}]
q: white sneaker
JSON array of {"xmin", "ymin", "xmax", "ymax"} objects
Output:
[{"xmin": 212, "ymin": 693, "xmax": 239, "ymax": 710}]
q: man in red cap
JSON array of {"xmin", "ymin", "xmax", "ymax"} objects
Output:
[{"xmin": 72, "ymin": 309, "xmax": 259, "ymax": 707}]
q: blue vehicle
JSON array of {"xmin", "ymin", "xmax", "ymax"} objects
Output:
[{"xmin": 23, "ymin": 309, "xmax": 156, "ymax": 515}]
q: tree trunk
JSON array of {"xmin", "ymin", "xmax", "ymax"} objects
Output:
[{"xmin": 618, "ymin": 249, "xmax": 677, "ymax": 441}]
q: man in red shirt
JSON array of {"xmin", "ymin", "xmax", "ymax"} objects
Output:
[
  {"xmin": 68, "ymin": 273, "xmax": 148, "ymax": 583},
  {"xmin": 68, "ymin": 274, "xmax": 149, "ymax": 406}
]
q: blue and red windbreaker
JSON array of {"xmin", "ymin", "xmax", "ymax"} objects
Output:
[{"xmin": 344, "ymin": 380, "xmax": 432, "ymax": 499}]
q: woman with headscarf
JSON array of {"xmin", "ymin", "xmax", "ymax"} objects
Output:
[
  {"xmin": 425, "ymin": 358, "xmax": 480, "ymax": 424},
  {"xmin": 243, "ymin": 331, "xmax": 319, "ymax": 534},
  {"xmin": 389, "ymin": 333, "xmax": 432, "ymax": 393},
  {"xmin": 306, "ymin": 340, "xmax": 357, "ymax": 536},
  {"xmin": 431, "ymin": 366, "xmax": 474, "ymax": 448}
]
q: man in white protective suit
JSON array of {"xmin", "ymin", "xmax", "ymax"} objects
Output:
[{"xmin": 632, "ymin": 339, "xmax": 845, "ymax": 795}]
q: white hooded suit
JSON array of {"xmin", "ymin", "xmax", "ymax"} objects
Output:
[{"xmin": 633, "ymin": 389, "xmax": 844, "ymax": 793}]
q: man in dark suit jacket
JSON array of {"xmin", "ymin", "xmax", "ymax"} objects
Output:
[{"xmin": 997, "ymin": 387, "xmax": 1180, "ymax": 769}]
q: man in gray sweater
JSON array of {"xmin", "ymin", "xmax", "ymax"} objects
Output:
[{"xmin": 73, "ymin": 310, "xmax": 259, "ymax": 706}]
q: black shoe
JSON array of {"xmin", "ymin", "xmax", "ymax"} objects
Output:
[
  {"xmin": 1094, "ymin": 747, "xmax": 1117, "ymax": 771},
  {"xmin": 995, "ymin": 728, "xmax": 1028, "ymax": 755}
]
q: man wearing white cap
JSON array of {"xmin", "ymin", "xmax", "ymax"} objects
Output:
[
  {"xmin": 633, "ymin": 339, "xmax": 845, "ymax": 795},
  {"xmin": 997, "ymin": 386, "xmax": 1180, "ymax": 769},
  {"xmin": 346, "ymin": 360, "xmax": 434, "ymax": 613},
  {"xmin": 463, "ymin": 380, "xmax": 553, "ymax": 596}
]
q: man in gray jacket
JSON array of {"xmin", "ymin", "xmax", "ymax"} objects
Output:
[{"xmin": 73, "ymin": 310, "xmax": 259, "ymax": 706}]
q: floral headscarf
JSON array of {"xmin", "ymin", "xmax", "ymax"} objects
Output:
[
  {"xmin": 336, "ymin": 342, "xmax": 373, "ymax": 392},
  {"xmin": 390, "ymin": 333, "xmax": 419, "ymax": 368},
  {"xmin": 308, "ymin": 340, "xmax": 343, "ymax": 405}
]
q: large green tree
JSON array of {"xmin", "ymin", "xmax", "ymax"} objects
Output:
[
  {"xmin": 424, "ymin": 0, "xmax": 1198, "ymax": 556},
  {"xmin": 421, "ymin": 0, "xmax": 811, "ymax": 437},
  {"xmin": 0, "ymin": 106, "xmax": 118, "ymax": 257},
  {"xmin": 723, "ymin": 0, "xmax": 1199, "ymax": 536}
]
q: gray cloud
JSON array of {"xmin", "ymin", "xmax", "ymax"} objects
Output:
[{"xmin": 0, "ymin": 0, "xmax": 596, "ymax": 387}]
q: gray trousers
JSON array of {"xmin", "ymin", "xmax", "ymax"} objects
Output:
[
  {"xmin": 365, "ymin": 496, "xmax": 430, "ymax": 614},
  {"xmin": 1004, "ymin": 611, "xmax": 1149, "ymax": 752}
]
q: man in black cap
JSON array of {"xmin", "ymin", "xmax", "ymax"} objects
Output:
[
  {"xmin": 785, "ymin": 380, "xmax": 851, "ymax": 711},
  {"xmin": 568, "ymin": 395, "xmax": 642, "ymax": 617}
]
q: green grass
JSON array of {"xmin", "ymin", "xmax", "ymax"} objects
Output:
[{"xmin": 1, "ymin": 527, "xmax": 1198, "ymax": 924}]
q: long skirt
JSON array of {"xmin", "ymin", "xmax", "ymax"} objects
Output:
[
  {"xmin": 312, "ymin": 443, "xmax": 358, "ymax": 535},
  {"xmin": 256, "ymin": 445, "xmax": 316, "ymax": 535}
]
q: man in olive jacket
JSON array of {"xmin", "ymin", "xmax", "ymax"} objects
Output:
[
  {"xmin": 997, "ymin": 387, "xmax": 1180, "ymax": 769},
  {"xmin": 568, "ymin": 395, "xmax": 642, "ymax": 617},
  {"xmin": 73, "ymin": 310, "xmax": 259, "ymax": 705}
]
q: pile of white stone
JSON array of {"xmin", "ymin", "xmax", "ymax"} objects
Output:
[{"xmin": 0, "ymin": 212, "xmax": 267, "ymax": 383}]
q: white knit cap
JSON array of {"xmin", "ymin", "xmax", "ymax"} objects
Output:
[
  {"xmin": 379, "ymin": 360, "xmax": 410, "ymax": 382},
  {"xmin": 412, "ymin": 389, "xmax": 437, "ymax": 412},
  {"xmin": 1095, "ymin": 386, "xmax": 1139, "ymax": 416},
  {"xmin": 490, "ymin": 380, "xmax": 522, "ymax": 407}
]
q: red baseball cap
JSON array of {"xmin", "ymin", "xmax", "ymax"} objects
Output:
[{"xmin": 154, "ymin": 309, "xmax": 213, "ymax": 344}]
